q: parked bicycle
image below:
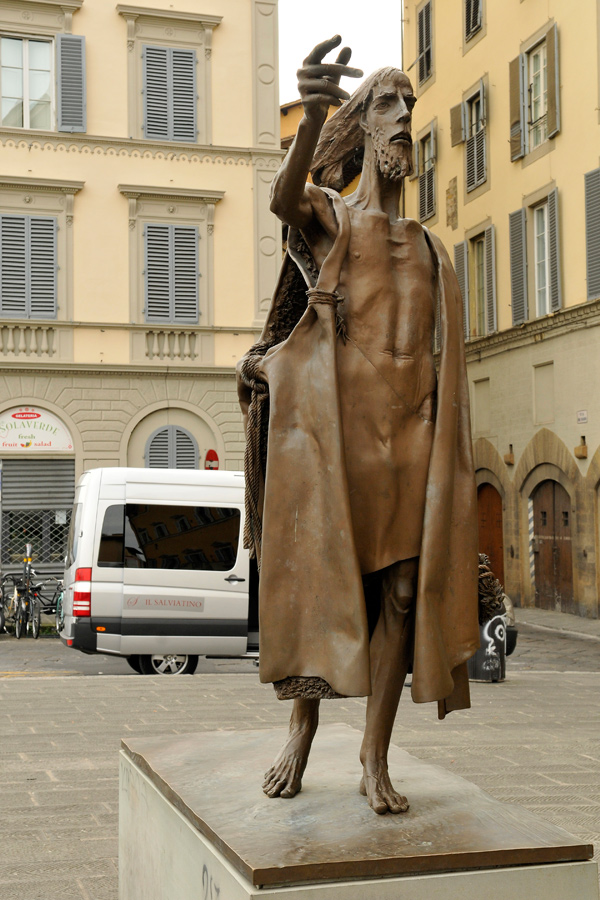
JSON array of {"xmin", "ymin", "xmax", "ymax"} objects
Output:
[{"xmin": 0, "ymin": 544, "xmax": 64, "ymax": 639}]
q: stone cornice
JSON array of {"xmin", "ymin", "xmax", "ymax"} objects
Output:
[
  {"xmin": 0, "ymin": 128, "xmax": 284, "ymax": 166},
  {"xmin": 0, "ymin": 176, "xmax": 84, "ymax": 194},
  {"xmin": 0, "ymin": 362, "xmax": 237, "ymax": 378},
  {"xmin": 116, "ymin": 4, "xmax": 221, "ymax": 29},
  {"xmin": 464, "ymin": 298, "xmax": 600, "ymax": 363},
  {"xmin": 118, "ymin": 185, "xmax": 224, "ymax": 204}
]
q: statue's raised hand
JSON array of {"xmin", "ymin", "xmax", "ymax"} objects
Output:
[{"xmin": 297, "ymin": 35, "xmax": 363, "ymax": 123}]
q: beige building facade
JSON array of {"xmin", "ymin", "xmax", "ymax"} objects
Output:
[
  {"xmin": 403, "ymin": 0, "xmax": 600, "ymax": 616},
  {"xmin": 0, "ymin": 0, "xmax": 282, "ymax": 573}
]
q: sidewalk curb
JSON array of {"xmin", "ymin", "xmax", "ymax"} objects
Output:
[{"xmin": 518, "ymin": 620, "xmax": 600, "ymax": 643}]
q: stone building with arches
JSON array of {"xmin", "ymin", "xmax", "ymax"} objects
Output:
[{"xmin": 0, "ymin": 0, "xmax": 281, "ymax": 575}]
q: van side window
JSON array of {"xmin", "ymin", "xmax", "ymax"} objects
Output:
[
  {"xmin": 97, "ymin": 503, "xmax": 241, "ymax": 571},
  {"xmin": 66, "ymin": 502, "xmax": 83, "ymax": 568},
  {"xmin": 98, "ymin": 505, "xmax": 125, "ymax": 567}
]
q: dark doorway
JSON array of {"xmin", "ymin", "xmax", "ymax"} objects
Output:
[
  {"xmin": 532, "ymin": 480, "xmax": 574, "ymax": 614},
  {"xmin": 477, "ymin": 482, "xmax": 505, "ymax": 587}
]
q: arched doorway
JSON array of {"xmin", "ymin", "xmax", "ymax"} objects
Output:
[
  {"xmin": 477, "ymin": 483, "xmax": 505, "ymax": 586},
  {"xmin": 532, "ymin": 480, "xmax": 574, "ymax": 613}
]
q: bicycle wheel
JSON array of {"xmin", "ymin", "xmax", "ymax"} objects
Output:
[
  {"xmin": 31, "ymin": 597, "xmax": 41, "ymax": 640},
  {"xmin": 0, "ymin": 603, "xmax": 4, "ymax": 633},
  {"xmin": 15, "ymin": 602, "xmax": 25, "ymax": 639}
]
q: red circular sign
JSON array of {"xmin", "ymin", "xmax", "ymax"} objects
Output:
[{"xmin": 205, "ymin": 449, "xmax": 219, "ymax": 470}]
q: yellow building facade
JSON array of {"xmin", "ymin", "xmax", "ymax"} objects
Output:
[
  {"xmin": 0, "ymin": 0, "xmax": 281, "ymax": 574},
  {"xmin": 403, "ymin": 0, "xmax": 600, "ymax": 616}
]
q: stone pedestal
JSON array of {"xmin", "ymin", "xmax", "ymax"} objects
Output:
[{"xmin": 119, "ymin": 724, "xmax": 598, "ymax": 899}]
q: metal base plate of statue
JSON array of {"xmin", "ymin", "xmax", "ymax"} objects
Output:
[{"xmin": 119, "ymin": 725, "xmax": 598, "ymax": 900}]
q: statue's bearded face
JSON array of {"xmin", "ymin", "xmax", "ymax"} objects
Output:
[{"xmin": 363, "ymin": 75, "xmax": 415, "ymax": 181}]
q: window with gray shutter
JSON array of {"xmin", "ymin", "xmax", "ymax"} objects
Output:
[
  {"xmin": 418, "ymin": 124, "xmax": 436, "ymax": 221},
  {"xmin": 546, "ymin": 24, "xmax": 560, "ymax": 139},
  {"xmin": 584, "ymin": 167, "xmax": 600, "ymax": 301},
  {"xmin": 450, "ymin": 102, "xmax": 466, "ymax": 146},
  {"xmin": 509, "ymin": 208, "xmax": 527, "ymax": 324},
  {"xmin": 144, "ymin": 223, "xmax": 199, "ymax": 323},
  {"xmin": 509, "ymin": 55, "xmax": 526, "ymax": 161},
  {"xmin": 465, "ymin": 0, "xmax": 482, "ymax": 40},
  {"xmin": 453, "ymin": 241, "xmax": 469, "ymax": 339},
  {"xmin": 484, "ymin": 225, "xmax": 496, "ymax": 333},
  {"xmin": 466, "ymin": 81, "xmax": 486, "ymax": 192},
  {"xmin": 547, "ymin": 187, "xmax": 561, "ymax": 312},
  {"xmin": 417, "ymin": 2, "xmax": 432, "ymax": 85},
  {"xmin": 143, "ymin": 45, "xmax": 196, "ymax": 142},
  {"xmin": 146, "ymin": 425, "xmax": 198, "ymax": 469},
  {"xmin": 0, "ymin": 215, "xmax": 57, "ymax": 318},
  {"xmin": 57, "ymin": 34, "xmax": 86, "ymax": 132}
]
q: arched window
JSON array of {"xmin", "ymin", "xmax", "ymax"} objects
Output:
[{"xmin": 145, "ymin": 425, "xmax": 198, "ymax": 469}]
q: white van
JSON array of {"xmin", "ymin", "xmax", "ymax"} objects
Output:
[{"xmin": 59, "ymin": 468, "xmax": 258, "ymax": 675}]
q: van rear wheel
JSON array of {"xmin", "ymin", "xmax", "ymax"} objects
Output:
[{"xmin": 139, "ymin": 654, "xmax": 198, "ymax": 676}]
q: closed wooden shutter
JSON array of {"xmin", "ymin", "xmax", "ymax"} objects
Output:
[
  {"xmin": 546, "ymin": 24, "xmax": 560, "ymax": 139},
  {"xmin": 146, "ymin": 426, "xmax": 198, "ymax": 469},
  {"xmin": 174, "ymin": 427, "xmax": 197, "ymax": 468},
  {"xmin": 145, "ymin": 223, "xmax": 199, "ymax": 323},
  {"xmin": 172, "ymin": 226, "xmax": 199, "ymax": 320},
  {"xmin": 0, "ymin": 216, "xmax": 27, "ymax": 317},
  {"xmin": 453, "ymin": 241, "xmax": 469, "ymax": 339},
  {"xmin": 145, "ymin": 224, "xmax": 171, "ymax": 321},
  {"xmin": 509, "ymin": 208, "xmax": 528, "ymax": 324},
  {"xmin": 57, "ymin": 34, "xmax": 86, "ymax": 133},
  {"xmin": 147, "ymin": 427, "xmax": 170, "ymax": 467},
  {"xmin": 171, "ymin": 49, "xmax": 196, "ymax": 142},
  {"xmin": 0, "ymin": 215, "xmax": 57, "ymax": 318},
  {"xmin": 419, "ymin": 167, "xmax": 435, "ymax": 221},
  {"xmin": 418, "ymin": 2, "xmax": 432, "ymax": 84},
  {"xmin": 584, "ymin": 167, "xmax": 600, "ymax": 301},
  {"xmin": 29, "ymin": 218, "xmax": 58, "ymax": 318},
  {"xmin": 450, "ymin": 102, "xmax": 465, "ymax": 146},
  {"xmin": 143, "ymin": 45, "xmax": 196, "ymax": 141},
  {"xmin": 509, "ymin": 55, "xmax": 526, "ymax": 161},
  {"xmin": 547, "ymin": 187, "xmax": 561, "ymax": 312},
  {"xmin": 484, "ymin": 225, "xmax": 496, "ymax": 333}
]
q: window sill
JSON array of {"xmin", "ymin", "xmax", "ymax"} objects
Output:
[{"xmin": 521, "ymin": 138, "xmax": 555, "ymax": 168}]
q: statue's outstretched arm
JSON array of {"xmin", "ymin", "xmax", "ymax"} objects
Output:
[{"xmin": 270, "ymin": 35, "xmax": 362, "ymax": 230}]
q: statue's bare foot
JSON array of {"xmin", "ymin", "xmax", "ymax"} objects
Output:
[
  {"xmin": 359, "ymin": 759, "xmax": 409, "ymax": 815},
  {"xmin": 263, "ymin": 700, "xmax": 319, "ymax": 799}
]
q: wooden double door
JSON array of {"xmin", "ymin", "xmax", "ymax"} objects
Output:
[
  {"xmin": 532, "ymin": 480, "xmax": 574, "ymax": 614},
  {"xmin": 477, "ymin": 483, "xmax": 505, "ymax": 587}
]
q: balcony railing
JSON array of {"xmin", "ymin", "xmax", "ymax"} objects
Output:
[{"xmin": 0, "ymin": 321, "xmax": 257, "ymax": 368}]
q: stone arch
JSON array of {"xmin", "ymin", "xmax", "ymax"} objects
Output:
[
  {"xmin": 515, "ymin": 428, "xmax": 580, "ymax": 494},
  {"xmin": 515, "ymin": 429, "xmax": 583, "ymax": 611},
  {"xmin": 120, "ymin": 401, "xmax": 225, "ymax": 468},
  {"xmin": 473, "ymin": 437, "xmax": 511, "ymax": 497},
  {"xmin": 585, "ymin": 445, "xmax": 600, "ymax": 617}
]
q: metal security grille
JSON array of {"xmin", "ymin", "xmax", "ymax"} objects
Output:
[{"xmin": 1, "ymin": 458, "xmax": 75, "ymax": 576}]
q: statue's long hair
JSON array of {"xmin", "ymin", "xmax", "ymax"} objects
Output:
[{"xmin": 310, "ymin": 67, "xmax": 415, "ymax": 192}]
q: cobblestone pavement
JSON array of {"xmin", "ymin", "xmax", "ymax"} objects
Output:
[{"xmin": 0, "ymin": 616, "xmax": 599, "ymax": 899}]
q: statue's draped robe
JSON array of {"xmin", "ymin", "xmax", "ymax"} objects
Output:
[{"xmin": 237, "ymin": 189, "xmax": 479, "ymax": 718}]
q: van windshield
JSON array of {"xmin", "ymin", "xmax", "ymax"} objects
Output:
[{"xmin": 97, "ymin": 504, "xmax": 241, "ymax": 571}]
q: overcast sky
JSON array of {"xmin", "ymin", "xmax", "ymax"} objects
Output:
[{"xmin": 277, "ymin": 0, "xmax": 405, "ymax": 105}]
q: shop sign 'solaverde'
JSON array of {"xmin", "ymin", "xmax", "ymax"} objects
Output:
[{"xmin": 0, "ymin": 407, "xmax": 74, "ymax": 452}]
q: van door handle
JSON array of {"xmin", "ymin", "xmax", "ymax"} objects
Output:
[{"xmin": 224, "ymin": 574, "xmax": 246, "ymax": 583}]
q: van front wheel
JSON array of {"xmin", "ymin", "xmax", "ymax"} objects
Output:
[{"xmin": 139, "ymin": 654, "xmax": 198, "ymax": 676}]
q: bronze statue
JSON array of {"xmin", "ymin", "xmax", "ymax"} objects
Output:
[{"xmin": 237, "ymin": 36, "xmax": 479, "ymax": 815}]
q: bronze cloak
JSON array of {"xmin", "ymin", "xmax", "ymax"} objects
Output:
[{"xmin": 237, "ymin": 198, "xmax": 479, "ymax": 719}]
